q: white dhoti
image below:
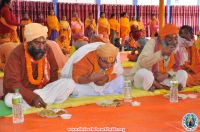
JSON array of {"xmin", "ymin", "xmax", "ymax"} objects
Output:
[
  {"xmin": 4, "ymin": 78, "xmax": 75, "ymax": 109},
  {"xmin": 72, "ymin": 75, "xmax": 124, "ymax": 97},
  {"xmin": 60, "ymin": 42, "xmax": 124, "ymax": 98},
  {"xmin": 134, "ymin": 68, "xmax": 188, "ymax": 90}
]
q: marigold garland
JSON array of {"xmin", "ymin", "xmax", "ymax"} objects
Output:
[
  {"xmin": 24, "ymin": 43, "xmax": 44, "ymax": 85},
  {"xmin": 159, "ymin": 45, "xmax": 175, "ymax": 73},
  {"xmin": 185, "ymin": 46, "xmax": 196, "ymax": 67}
]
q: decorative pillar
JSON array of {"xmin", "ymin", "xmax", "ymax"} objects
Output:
[
  {"xmin": 167, "ymin": 0, "xmax": 171, "ymax": 23},
  {"xmin": 53, "ymin": 0, "xmax": 58, "ymax": 16},
  {"xmin": 96, "ymin": 0, "xmax": 101, "ymax": 18},
  {"xmin": 159, "ymin": 0, "xmax": 165, "ymax": 30},
  {"xmin": 134, "ymin": 0, "xmax": 138, "ymax": 17}
]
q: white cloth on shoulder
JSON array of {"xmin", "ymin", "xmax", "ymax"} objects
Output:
[{"xmin": 61, "ymin": 42, "xmax": 124, "ymax": 95}]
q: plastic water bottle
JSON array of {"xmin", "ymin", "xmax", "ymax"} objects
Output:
[
  {"xmin": 121, "ymin": 46, "xmax": 125, "ymax": 52},
  {"xmin": 12, "ymin": 88, "xmax": 24, "ymax": 124},
  {"xmin": 169, "ymin": 80, "xmax": 178, "ymax": 103},
  {"xmin": 124, "ymin": 80, "xmax": 132, "ymax": 103}
]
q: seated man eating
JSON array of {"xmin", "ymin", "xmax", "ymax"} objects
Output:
[
  {"xmin": 61, "ymin": 43, "xmax": 124, "ymax": 97},
  {"xmin": 3, "ymin": 23, "xmax": 74, "ymax": 109},
  {"xmin": 131, "ymin": 24, "xmax": 188, "ymax": 91}
]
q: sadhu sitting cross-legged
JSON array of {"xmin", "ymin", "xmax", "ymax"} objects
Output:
[{"xmin": 131, "ymin": 24, "xmax": 188, "ymax": 91}]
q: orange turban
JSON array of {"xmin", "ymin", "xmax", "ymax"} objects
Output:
[
  {"xmin": 158, "ymin": 24, "xmax": 179, "ymax": 38},
  {"xmin": 96, "ymin": 44, "xmax": 119, "ymax": 62}
]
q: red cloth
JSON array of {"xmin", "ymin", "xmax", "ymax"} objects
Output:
[{"xmin": 0, "ymin": 6, "xmax": 19, "ymax": 34}]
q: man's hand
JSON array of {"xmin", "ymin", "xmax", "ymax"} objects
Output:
[
  {"xmin": 152, "ymin": 80, "xmax": 170, "ymax": 90},
  {"xmin": 94, "ymin": 75, "xmax": 109, "ymax": 86},
  {"xmin": 155, "ymin": 73, "xmax": 169, "ymax": 82},
  {"xmin": 162, "ymin": 45, "xmax": 176, "ymax": 56},
  {"xmin": 89, "ymin": 72, "xmax": 106, "ymax": 82},
  {"xmin": 32, "ymin": 94, "xmax": 47, "ymax": 108}
]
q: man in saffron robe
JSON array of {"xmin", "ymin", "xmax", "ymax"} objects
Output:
[
  {"xmin": 130, "ymin": 16, "xmax": 138, "ymax": 31},
  {"xmin": 56, "ymin": 33, "xmax": 71, "ymax": 55},
  {"xmin": 131, "ymin": 24, "xmax": 188, "ymax": 91},
  {"xmin": 61, "ymin": 43, "xmax": 124, "ymax": 97},
  {"xmin": 71, "ymin": 12, "xmax": 88, "ymax": 42},
  {"xmin": 59, "ymin": 15, "xmax": 71, "ymax": 51},
  {"xmin": 3, "ymin": 23, "xmax": 74, "ymax": 109},
  {"xmin": 108, "ymin": 13, "xmax": 120, "ymax": 44},
  {"xmin": 127, "ymin": 35, "xmax": 148, "ymax": 62},
  {"xmin": 120, "ymin": 12, "xmax": 130, "ymax": 46},
  {"xmin": 20, "ymin": 13, "xmax": 32, "ymax": 42},
  {"xmin": 85, "ymin": 12, "xmax": 97, "ymax": 40},
  {"xmin": 97, "ymin": 12, "xmax": 110, "ymax": 38},
  {"xmin": 37, "ymin": 13, "xmax": 46, "ymax": 26},
  {"xmin": 137, "ymin": 16, "xmax": 145, "ymax": 30},
  {"xmin": 47, "ymin": 10, "xmax": 60, "ymax": 41},
  {"xmin": 175, "ymin": 25, "xmax": 200, "ymax": 86},
  {"xmin": 148, "ymin": 14, "xmax": 159, "ymax": 37},
  {"xmin": 0, "ymin": 0, "xmax": 19, "ymax": 42}
]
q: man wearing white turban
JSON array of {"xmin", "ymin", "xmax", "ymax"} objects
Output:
[{"xmin": 3, "ymin": 23, "xmax": 74, "ymax": 109}]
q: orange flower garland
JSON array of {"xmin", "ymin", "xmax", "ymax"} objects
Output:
[
  {"xmin": 158, "ymin": 44, "xmax": 175, "ymax": 73},
  {"xmin": 185, "ymin": 46, "xmax": 196, "ymax": 67},
  {"xmin": 159, "ymin": 53, "xmax": 174, "ymax": 73},
  {"xmin": 24, "ymin": 43, "xmax": 44, "ymax": 85}
]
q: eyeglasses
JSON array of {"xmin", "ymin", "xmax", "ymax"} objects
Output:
[{"xmin": 99, "ymin": 57, "xmax": 117, "ymax": 65}]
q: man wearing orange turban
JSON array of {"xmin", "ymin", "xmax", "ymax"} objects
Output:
[
  {"xmin": 131, "ymin": 24, "xmax": 188, "ymax": 91},
  {"xmin": 61, "ymin": 42, "xmax": 124, "ymax": 97}
]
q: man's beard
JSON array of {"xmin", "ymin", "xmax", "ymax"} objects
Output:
[{"xmin": 28, "ymin": 44, "xmax": 46, "ymax": 60}]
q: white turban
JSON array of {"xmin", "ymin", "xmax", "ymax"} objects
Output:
[{"xmin": 24, "ymin": 23, "xmax": 48, "ymax": 42}]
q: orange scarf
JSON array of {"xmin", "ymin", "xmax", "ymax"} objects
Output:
[
  {"xmin": 159, "ymin": 45, "xmax": 175, "ymax": 73},
  {"xmin": 185, "ymin": 46, "xmax": 196, "ymax": 67},
  {"xmin": 24, "ymin": 43, "xmax": 50, "ymax": 86}
]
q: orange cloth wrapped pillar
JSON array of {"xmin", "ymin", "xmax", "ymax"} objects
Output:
[{"xmin": 159, "ymin": 0, "xmax": 165, "ymax": 30}]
